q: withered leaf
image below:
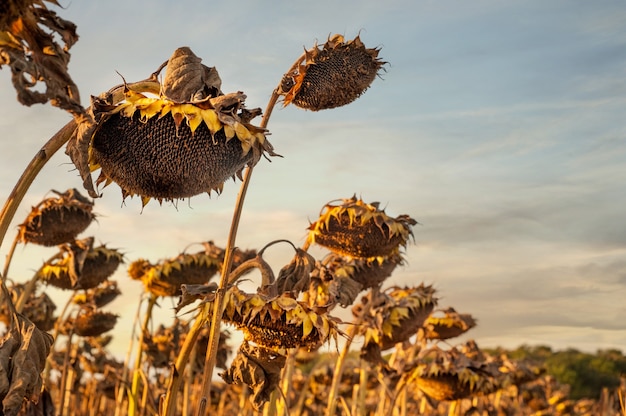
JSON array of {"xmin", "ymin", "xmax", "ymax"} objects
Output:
[
  {"xmin": 0, "ymin": 1, "xmax": 83, "ymax": 116},
  {"xmin": 220, "ymin": 342, "xmax": 286, "ymax": 411},
  {"xmin": 0, "ymin": 313, "xmax": 54, "ymax": 416},
  {"xmin": 161, "ymin": 47, "xmax": 222, "ymax": 103},
  {"xmin": 174, "ymin": 282, "xmax": 217, "ymax": 313}
]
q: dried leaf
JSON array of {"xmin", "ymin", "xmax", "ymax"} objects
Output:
[
  {"xmin": 0, "ymin": 314, "xmax": 54, "ymax": 416},
  {"xmin": 273, "ymin": 249, "xmax": 316, "ymax": 296},
  {"xmin": 161, "ymin": 47, "xmax": 222, "ymax": 103},
  {"xmin": 220, "ymin": 342, "xmax": 286, "ymax": 411},
  {"xmin": 0, "ymin": 1, "xmax": 83, "ymax": 116},
  {"xmin": 175, "ymin": 282, "xmax": 217, "ymax": 313}
]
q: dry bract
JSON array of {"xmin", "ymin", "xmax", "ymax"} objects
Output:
[
  {"xmin": 36, "ymin": 238, "xmax": 123, "ymax": 290},
  {"xmin": 18, "ymin": 188, "xmax": 94, "ymax": 247},
  {"xmin": 307, "ymin": 195, "xmax": 417, "ymax": 260},
  {"xmin": 279, "ymin": 34, "xmax": 385, "ymax": 111}
]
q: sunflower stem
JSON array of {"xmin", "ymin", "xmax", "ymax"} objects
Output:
[
  {"xmin": 128, "ymin": 294, "xmax": 158, "ymax": 416},
  {"xmin": 326, "ymin": 287, "xmax": 379, "ymax": 416},
  {"xmin": 195, "ymin": 80, "xmax": 284, "ymax": 416},
  {"xmin": 161, "ymin": 307, "xmax": 205, "ymax": 415}
]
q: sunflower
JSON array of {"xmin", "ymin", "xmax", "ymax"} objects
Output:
[
  {"xmin": 128, "ymin": 251, "xmax": 224, "ymax": 297},
  {"xmin": 18, "ymin": 188, "xmax": 94, "ymax": 246},
  {"xmin": 37, "ymin": 238, "xmax": 123, "ymax": 290},
  {"xmin": 279, "ymin": 34, "xmax": 385, "ymax": 111},
  {"xmin": 66, "ymin": 307, "xmax": 118, "ymax": 337},
  {"xmin": 354, "ymin": 284, "xmax": 437, "ymax": 351},
  {"xmin": 306, "ymin": 195, "xmax": 417, "ymax": 260},
  {"xmin": 76, "ymin": 47, "xmax": 276, "ymax": 204},
  {"xmin": 423, "ymin": 307, "xmax": 477, "ymax": 341},
  {"xmin": 220, "ymin": 286, "xmax": 338, "ymax": 351}
]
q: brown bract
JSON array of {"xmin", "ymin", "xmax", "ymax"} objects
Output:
[
  {"xmin": 280, "ymin": 34, "xmax": 385, "ymax": 111},
  {"xmin": 18, "ymin": 188, "xmax": 95, "ymax": 247}
]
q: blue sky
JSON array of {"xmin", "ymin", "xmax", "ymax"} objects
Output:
[{"xmin": 1, "ymin": 0, "xmax": 625, "ymax": 356}]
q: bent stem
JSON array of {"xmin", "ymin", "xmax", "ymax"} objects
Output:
[{"xmin": 162, "ymin": 53, "xmax": 306, "ymax": 416}]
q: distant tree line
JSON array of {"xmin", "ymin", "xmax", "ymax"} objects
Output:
[{"xmin": 485, "ymin": 345, "xmax": 626, "ymax": 400}]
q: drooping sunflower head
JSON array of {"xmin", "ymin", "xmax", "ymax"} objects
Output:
[
  {"xmin": 69, "ymin": 47, "xmax": 276, "ymax": 204},
  {"xmin": 326, "ymin": 252, "xmax": 403, "ymax": 291},
  {"xmin": 409, "ymin": 341, "xmax": 540, "ymax": 401},
  {"xmin": 18, "ymin": 188, "xmax": 95, "ymax": 246},
  {"xmin": 279, "ymin": 34, "xmax": 386, "ymax": 111},
  {"xmin": 37, "ymin": 238, "xmax": 124, "ymax": 290},
  {"xmin": 0, "ymin": 283, "xmax": 57, "ymax": 331},
  {"xmin": 65, "ymin": 306, "xmax": 118, "ymax": 337},
  {"xmin": 221, "ymin": 286, "xmax": 338, "ymax": 351},
  {"xmin": 128, "ymin": 251, "xmax": 222, "ymax": 297},
  {"xmin": 423, "ymin": 307, "xmax": 477, "ymax": 341},
  {"xmin": 306, "ymin": 195, "xmax": 417, "ymax": 260},
  {"xmin": 72, "ymin": 280, "xmax": 122, "ymax": 308},
  {"xmin": 355, "ymin": 284, "xmax": 437, "ymax": 351}
]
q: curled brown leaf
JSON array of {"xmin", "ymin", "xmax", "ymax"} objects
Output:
[{"xmin": 0, "ymin": 313, "xmax": 54, "ymax": 416}]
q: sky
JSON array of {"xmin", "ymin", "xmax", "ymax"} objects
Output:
[{"xmin": 1, "ymin": 0, "xmax": 626, "ymax": 358}]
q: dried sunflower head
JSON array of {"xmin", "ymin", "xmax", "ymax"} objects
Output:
[
  {"xmin": 305, "ymin": 259, "xmax": 363, "ymax": 311},
  {"xmin": 128, "ymin": 251, "xmax": 222, "ymax": 297},
  {"xmin": 354, "ymin": 284, "xmax": 437, "ymax": 351},
  {"xmin": 279, "ymin": 34, "xmax": 385, "ymax": 111},
  {"xmin": 36, "ymin": 238, "xmax": 124, "ymax": 290},
  {"xmin": 326, "ymin": 252, "xmax": 403, "ymax": 291},
  {"xmin": 18, "ymin": 188, "xmax": 95, "ymax": 246},
  {"xmin": 0, "ymin": 283, "xmax": 57, "ymax": 331},
  {"xmin": 79, "ymin": 47, "xmax": 276, "ymax": 203},
  {"xmin": 409, "ymin": 341, "xmax": 542, "ymax": 401},
  {"xmin": 220, "ymin": 286, "xmax": 338, "ymax": 350},
  {"xmin": 423, "ymin": 307, "xmax": 476, "ymax": 341},
  {"xmin": 66, "ymin": 307, "xmax": 118, "ymax": 337},
  {"xmin": 306, "ymin": 195, "xmax": 417, "ymax": 260},
  {"xmin": 72, "ymin": 280, "xmax": 122, "ymax": 308}
]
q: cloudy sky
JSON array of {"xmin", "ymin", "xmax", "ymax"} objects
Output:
[{"xmin": 1, "ymin": 0, "xmax": 625, "ymax": 357}]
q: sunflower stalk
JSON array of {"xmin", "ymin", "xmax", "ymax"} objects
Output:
[
  {"xmin": 326, "ymin": 287, "xmax": 379, "ymax": 416},
  {"xmin": 194, "ymin": 70, "xmax": 287, "ymax": 414},
  {"xmin": 128, "ymin": 294, "xmax": 158, "ymax": 416}
]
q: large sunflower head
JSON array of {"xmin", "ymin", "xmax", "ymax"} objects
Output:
[
  {"xmin": 279, "ymin": 34, "xmax": 386, "ymax": 111},
  {"xmin": 18, "ymin": 188, "xmax": 95, "ymax": 246},
  {"xmin": 69, "ymin": 47, "xmax": 276, "ymax": 204},
  {"xmin": 306, "ymin": 195, "xmax": 417, "ymax": 260}
]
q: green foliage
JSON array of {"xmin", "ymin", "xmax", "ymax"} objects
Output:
[{"xmin": 486, "ymin": 345, "xmax": 626, "ymax": 400}]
